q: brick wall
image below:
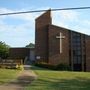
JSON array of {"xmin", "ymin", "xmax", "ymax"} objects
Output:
[
  {"xmin": 48, "ymin": 25, "xmax": 70, "ymax": 65},
  {"xmin": 35, "ymin": 10, "xmax": 51, "ymax": 62},
  {"xmin": 86, "ymin": 36, "xmax": 90, "ymax": 71},
  {"xmin": 9, "ymin": 48, "xmax": 30, "ymax": 59}
]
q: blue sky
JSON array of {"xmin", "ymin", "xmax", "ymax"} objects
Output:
[{"xmin": 0, "ymin": 0, "xmax": 90, "ymax": 47}]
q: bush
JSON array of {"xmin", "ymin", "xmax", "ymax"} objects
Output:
[
  {"xmin": 35, "ymin": 63, "xmax": 56, "ymax": 70},
  {"xmin": 56, "ymin": 63, "xmax": 71, "ymax": 71},
  {"xmin": 17, "ymin": 64, "xmax": 24, "ymax": 70},
  {"xmin": 35, "ymin": 63, "xmax": 71, "ymax": 71},
  {"xmin": 0, "ymin": 41, "xmax": 10, "ymax": 59}
]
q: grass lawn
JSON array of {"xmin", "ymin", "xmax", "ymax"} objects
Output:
[
  {"xmin": 26, "ymin": 66, "xmax": 90, "ymax": 90},
  {"xmin": 0, "ymin": 69, "xmax": 20, "ymax": 84}
]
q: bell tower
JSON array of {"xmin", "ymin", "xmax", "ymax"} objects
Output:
[{"xmin": 35, "ymin": 10, "xmax": 52, "ymax": 62}]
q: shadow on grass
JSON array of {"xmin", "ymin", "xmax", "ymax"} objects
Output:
[
  {"xmin": 8, "ymin": 75, "xmax": 36, "ymax": 88},
  {"xmin": 30, "ymin": 65, "xmax": 56, "ymax": 71},
  {"xmin": 29, "ymin": 77, "xmax": 90, "ymax": 90},
  {"xmin": 26, "ymin": 66, "xmax": 90, "ymax": 90}
]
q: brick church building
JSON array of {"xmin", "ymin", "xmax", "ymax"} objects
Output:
[
  {"xmin": 9, "ymin": 48, "xmax": 35, "ymax": 64},
  {"xmin": 35, "ymin": 10, "xmax": 90, "ymax": 71}
]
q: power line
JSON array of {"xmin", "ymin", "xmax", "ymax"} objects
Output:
[{"xmin": 0, "ymin": 6, "xmax": 90, "ymax": 16}]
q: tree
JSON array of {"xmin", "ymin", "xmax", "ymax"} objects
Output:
[
  {"xmin": 0, "ymin": 41, "xmax": 10, "ymax": 59},
  {"xmin": 25, "ymin": 43, "xmax": 35, "ymax": 48}
]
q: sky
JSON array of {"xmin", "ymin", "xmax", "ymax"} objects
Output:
[{"xmin": 0, "ymin": 0, "xmax": 90, "ymax": 47}]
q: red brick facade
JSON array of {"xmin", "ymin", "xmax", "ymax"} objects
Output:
[
  {"xmin": 48, "ymin": 25, "xmax": 70, "ymax": 65},
  {"xmin": 9, "ymin": 48, "xmax": 35, "ymax": 64},
  {"xmin": 35, "ymin": 10, "xmax": 51, "ymax": 62},
  {"xmin": 86, "ymin": 36, "xmax": 90, "ymax": 71},
  {"xmin": 9, "ymin": 48, "xmax": 30, "ymax": 59}
]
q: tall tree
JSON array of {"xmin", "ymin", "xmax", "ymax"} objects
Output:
[
  {"xmin": 0, "ymin": 41, "xmax": 10, "ymax": 59},
  {"xmin": 25, "ymin": 43, "xmax": 35, "ymax": 48}
]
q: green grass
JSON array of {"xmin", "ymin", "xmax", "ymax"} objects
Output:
[
  {"xmin": 0, "ymin": 69, "xmax": 20, "ymax": 84},
  {"xmin": 26, "ymin": 66, "xmax": 90, "ymax": 90}
]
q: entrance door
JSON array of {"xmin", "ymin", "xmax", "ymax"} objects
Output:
[{"xmin": 30, "ymin": 50, "xmax": 35, "ymax": 63}]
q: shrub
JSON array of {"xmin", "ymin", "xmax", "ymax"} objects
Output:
[
  {"xmin": 35, "ymin": 63, "xmax": 71, "ymax": 71},
  {"xmin": 35, "ymin": 63, "xmax": 56, "ymax": 70},
  {"xmin": 16, "ymin": 64, "xmax": 24, "ymax": 70},
  {"xmin": 0, "ymin": 41, "xmax": 10, "ymax": 59},
  {"xmin": 56, "ymin": 63, "xmax": 71, "ymax": 71}
]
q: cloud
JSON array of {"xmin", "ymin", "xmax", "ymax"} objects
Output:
[
  {"xmin": 52, "ymin": 10, "xmax": 79, "ymax": 29},
  {"xmin": 0, "ymin": 7, "xmax": 51, "ymax": 47},
  {"xmin": 0, "ymin": 8, "xmax": 36, "ymax": 21},
  {"xmin": 0, "ymin": 22, "xmax": 35, "ymax": 47},
  {"xmin": 0, "ymin": 8, "xmax": 36, "ymax": 47},
  {"xmin": 0, "ymin": 7, "xmax": 90, "ymax": 47},
  {"xmin": 52, "ymin": 10, "xmax": 90, "ymax": 35},
  {"xmin": 60, "ymin": 10, "xmax": 78, "ymax": 21},
  {"xmin": 81, "ymin": 20, "xmax": 90, "ymax": 26}
]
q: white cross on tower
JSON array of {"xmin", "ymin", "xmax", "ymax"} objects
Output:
[{"xmin": 56, "ymin": 32, "xmax": 65, "ymax": 53}]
